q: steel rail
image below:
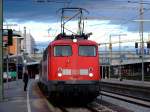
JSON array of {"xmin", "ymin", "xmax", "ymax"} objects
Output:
[{"xmin": 100, "ymin": 90, "xmax": 150, "ymax": 108}]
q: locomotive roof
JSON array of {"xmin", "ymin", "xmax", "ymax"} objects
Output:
[{"xmin": 49, "ymin": 39, "xmax": 98, "ymax": 46}]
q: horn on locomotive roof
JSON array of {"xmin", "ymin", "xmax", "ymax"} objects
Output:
[{"xmin": 55, "ymin": 7, "xmax": 91, "ymax": 40}]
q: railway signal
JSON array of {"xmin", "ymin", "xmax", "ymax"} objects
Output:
[
  {"xmin": 147, "ymin": 42, "xmax": 150, "ymax": 48},
  {"xmin": 7, "ymin": 29, "xmax": 13, "ymax": 45},
  {"xmin": 135, "ymin": 42, "xmax": 138, "ymax": 48},
  {"xmin": 3, "ymin": 29, "xmax": 13, "ymax": 46}
]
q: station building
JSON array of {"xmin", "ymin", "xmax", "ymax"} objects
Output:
[
  {"xmin": 99, "ymin": 49, "xmax": 150, "ymax": 81},
  {"xmin": 3, "ymin": 29, "xmax": 39, "ymax": 79}
]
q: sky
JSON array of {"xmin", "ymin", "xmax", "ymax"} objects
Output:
[{"xmin": 3, "ymin": 0, "xmax": 150, "ymax": 46}]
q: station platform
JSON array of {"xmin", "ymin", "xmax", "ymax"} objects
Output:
[
  {"xmin": 0, "ymin": 79, "xmax": 51, "ymax": 112},
  {"xmin": 101, "ymin": 78, "xmax": 150, "ymax": 88}
]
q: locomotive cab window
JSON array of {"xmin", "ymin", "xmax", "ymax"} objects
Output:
[
  {"xmin": 79, "ymin": 45, "xmax": 96, "ymax": 56},
  {"xmin": 54, "ymin": 45, "xmax": 72, "ymax": 56}
]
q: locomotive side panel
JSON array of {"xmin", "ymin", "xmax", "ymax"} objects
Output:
[{"xmin": 40, "ymin": 47, "xmax": 50, "ymax": 83}]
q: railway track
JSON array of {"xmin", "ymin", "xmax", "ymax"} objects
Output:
[
  {"xmin": 45, "ymin": 94, "xmax": 117, "ymax": 112},
  {"xmin": 45, "ymin": 94, "xmax": 134, "ymax": 112},
  {"xmin": 48, "ymin": 101, "xmax": 117, "ymax": 112},
  {"xmin": 100, "ymin": 81, "xmax": 150, "ymax": 112},
  {"xmin": 100, "ymin": 80, "xmax": 150, "ymax": 101},
  {"xmin": 37, "ymin": 80, "xmax": 132, "ymax": 112},
  {"xmin": 100, "ymin": 91, "xmax": 150, "ymax": 108}
]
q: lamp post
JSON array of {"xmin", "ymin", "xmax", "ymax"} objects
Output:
[
  {"xmin": 24, "ymin": 27, "xmax": 26, "ymax": 53},
  {"xmin": 105, "ymin": 43, "xmax": 107, "ymax": 79},
  {"xmin": 133, "ymin": 0, "xmax": 145, "ymax": 81},
  {"xmin": 0, "ymin": 0, "xmax": 3, "ymax": 101},
  {"xmin": 109, "ymin": 35, "xmax": 112, "ymax": 79},
  {"xmin": 16, "ymin": 35, "xmax": 19, "ymax": 83},
  {"xmin": 139, "ymin": 0, "xmax": 144, "ymax": 81},
  {"xmin": 23, "ymin": 51, "xmax": 27, "ymax": 74}
]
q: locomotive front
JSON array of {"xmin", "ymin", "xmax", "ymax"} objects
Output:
[{"xmin": 47, "ymin": 38, "xmax": 100, "ymax": 98}]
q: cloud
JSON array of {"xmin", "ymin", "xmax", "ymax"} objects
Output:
[
  {"xmin": 4, "ymin": 0, "xmax": 63, "ymax": 22},
  {"xmin": 4, "ymin": 0, "xmax": 131, "ymax": 22},
  {"xmin": 4, "ymin": 0, "xmax": 150, "ymax": 41}
]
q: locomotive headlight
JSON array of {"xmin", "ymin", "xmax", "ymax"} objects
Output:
[
  {"xmin": 89, "ymin": 67, "xmax": 93, "ymax": 77},
  {"xmin": 58, "ymin": 67, "xmax": 62, "ymax": 77},
  {"xmin": 58, "ymin": 73, "xmax": 62, "ymax": 77},
  {"xmin": 89, "ymin": 73, "xmax": 93, "ymax": 77},
  {"xmin": 73, "ymin": 39, "xmax": 77, "ymax": 42}
]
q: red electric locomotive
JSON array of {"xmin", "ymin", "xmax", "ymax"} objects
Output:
[
  {"xmin": 40, "ymin": 34, "xmax": 100, "ymax": 97},
  {"xmin": 39, "ymin": 8, "xmax": 101, "ymax": 100}
]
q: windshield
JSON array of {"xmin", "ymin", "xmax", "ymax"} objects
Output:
[
  {"xmin": 79, "ymin": 45, "xmax": 96, "ymax": 56},
  {"xmin": 54, "ymin": 45, "xmax": 72, "ymax": 56}
]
